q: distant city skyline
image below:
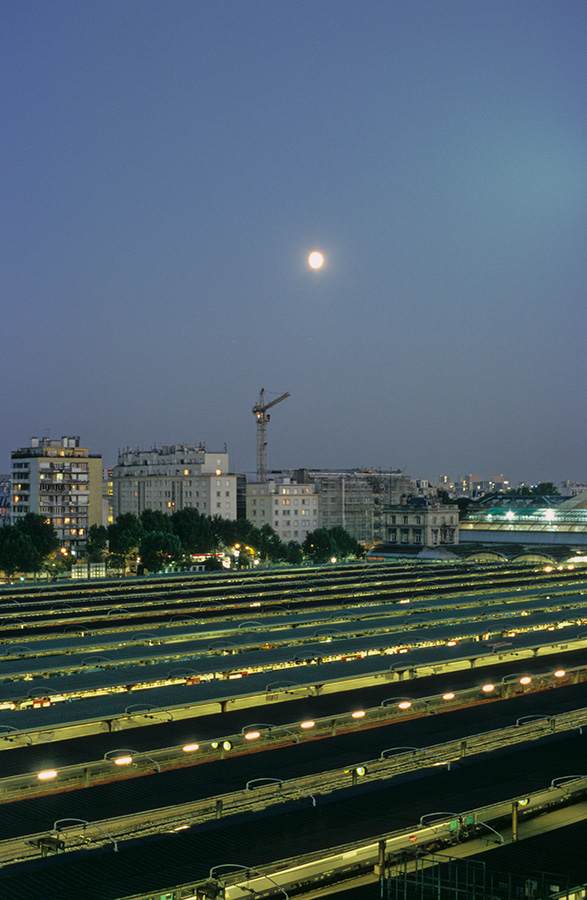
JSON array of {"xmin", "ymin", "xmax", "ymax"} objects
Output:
[
  {"xmin": 3, "ymin": 2, "xmax": 586, "ymax": 485},
  {"xmin": 5, "ymin": 431, "xmax": 586, "ymax": 492}
]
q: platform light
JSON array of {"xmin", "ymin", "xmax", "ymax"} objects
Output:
[
  {"xmin": 519, "ymin": 676, "xmax": 532, "ymax": 685},
  {"xmin": 300, "ymin": 720, "xmax": 315, "ymax": 729},
  {"xmin": 351, "ymin": 710, "xmax": 366, "ymax": 719},
  {"xmin": 37, "ymin": 769, "xmax": 58, "ymax": 781},
  {"xmin": 398, "ymin": 701, "xmax": 412, "ymax": 710},
  {"xmin": 182, "ymin": 743, "xmax": 200, "ymax": 753},
  {"xmin": 554, "ymin": 669, "xmax": 566, "ymax": 678},
  {"xmin": 113, "ymin": 755, "xmax": 133, "ymax": 766},
  {"xmin": 442, "ymin": 692, "xmax": 455, "ymax": 701},
  {"xmin": 244, "ymin": 731, "xmax": 261, "ymax": 741},
  {"xmin": 482, "ymin": 683, "xmax": 495, "ymax": 693}
]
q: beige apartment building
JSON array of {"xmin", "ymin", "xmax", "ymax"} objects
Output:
[
  {"xmin": 11, "ymin": 436, "xmax": 102, "ymax": 550},
  {"xmin": 246, "ymin": 478, "xmax": 319, "ymax": 542},
  {"xmin": 112, "ymin": 444, "xmax": 237, "ymax": 520}
]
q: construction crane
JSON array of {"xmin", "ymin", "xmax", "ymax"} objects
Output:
[{"xmin": 252, "ymin": 388, "xmax": 290, "ymax": 483}]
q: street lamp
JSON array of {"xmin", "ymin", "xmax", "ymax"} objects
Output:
[
  {"xmin": 82, "ymin": 655, "xmax": 112, "ymax": 666},
  {"xmin": 419, "ymin": 812, "xmax": 458, "ymax": 826},
  {"xmin": 265, "ymin": 681, "xmax": 301, "ymax": 693},
  {"xmin": 0, "ymin": 725, "xmax": 33, "ymax": 745},
  {"xmin": 379, "ymin": 746, "xmax": 419, "ymax": 760},
  {"xmin": 551, "ymin": 775, "xmax": 587, "ymax": 790},
  {"xmin": 515, "ymin": 714, "xmax": 553, "ymax": 727},
  {"xmin": 245, "ymin": 777, "xmax": 316, "ymax": 806},
  {"xmin": 168, "ymin": 667, "xmax": 201, "ymax": 679},
  {"xmin": 380, "ymin": 697, "xmax": 421, "ymax": 711},
  {"xmin": 477, "ymin": 819, "xmax": 504, "ymax": 844},
  {"xmin": 241, "ymin": 724, "xmax": 299, "ymax": 744},
  {"xmin": 52, "ymin": 818, "xmax": 118, "ymax": 852},
  {"xmin": 103, "ymin": 749, "xmax": 161, "ymax": 772},
  {"xmin": 123, "ymin": 704, "xmax": 173, "ymax": 722}
]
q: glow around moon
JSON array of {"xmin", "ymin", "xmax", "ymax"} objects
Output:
[{"xmin": 308, "ymin": 250, "xmax": 325, "ymax": 269}]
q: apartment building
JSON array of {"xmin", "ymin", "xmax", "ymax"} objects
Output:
[
  {"xmin": 112, "ymin": 444, "xmax": 237, "ymax": 520},
  {"xmin": 11, "ymin": 436, "xmax": 102, "ymax": 549},
  {"xmin": 246, "ymin": 477, "xmax": 319, "ymax": 542}
]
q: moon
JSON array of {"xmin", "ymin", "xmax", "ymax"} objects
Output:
[{"xmin": 308, "ymin": 250, "xmax": 325, "ymax": 270}]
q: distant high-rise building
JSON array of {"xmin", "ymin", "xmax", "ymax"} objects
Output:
[
  {"xmin": 111, "ymin": 443, "xmax": 236, "ymax": 520},
  {"xmin": 11, "ymin": 436, "xmax": 102, "ymax": 550}
]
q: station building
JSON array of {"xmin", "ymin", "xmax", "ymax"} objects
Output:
[{"xmin": 459, "ymin": 492, "xmax": 587, "ymax": 559}]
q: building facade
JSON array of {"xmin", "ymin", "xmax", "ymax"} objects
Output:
[
  {"xmin": 246, "ymin": 477, "xmax": 319, "ymax": 543},
  {"xmin": 0, "ymin": 476, "xmax": 10, "ymax": 526},
  {"xmin": 11, "ymin": 436, "xmax": 102, "ymax": 549},
  {"xmin": 309, "ymin": 471, "xmax": 375, "ymax": 543},
  {"xmin": 382, "ymin": 500, "xmax": 459, "ymax": 547},
  {"xmin": 112, "ymin": 444, "xmax": 237, "ymax": 521}
]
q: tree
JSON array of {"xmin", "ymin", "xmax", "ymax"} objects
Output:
[
  {"xmin": 139, "ymin": 531, "xmax": 183, "ymax": 573},
  {"xmin": 86, "ymin": 524, "xmax": 108, "ymax": 563},
  {"xmin": 303, "ymin": 528, "xmax": 339, "ymax": 564},
  {"xmin": 107, "ymin": 513, "xmax": 143, "ymax": 572},
  {"xmin": 302, "ymin": 526, "xmax": 363, "ymax": 563},
  {"xmin": 140, "ymin": 509, "xmax": 173, "ymax": 534},
  {"xmin": 107, "ymin": 514, "xmax": 143, "ymax": 556},
  {"xmin": 14, "ymin": 513, "xmax": 59, "ymax": 560},
  {"xmin": 171, "ymin": 508, "xmax": 215, "ymax": 554},
  {"xmin": 329, "ymin": 526, "xmax": 363, "ymax": 559},
  {"xmin": 0, "ymin": 527, "xmax": 42, "ymax": 578},
  {"xmin": 286, "ymin": 541, "xmax": 304, "ymax": 565}
]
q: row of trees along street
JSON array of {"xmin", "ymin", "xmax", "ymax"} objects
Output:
[{"xmin": 0, "ymin": 508, "xmax": 364, "ymax": 580}]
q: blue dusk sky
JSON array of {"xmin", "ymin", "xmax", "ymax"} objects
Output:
[{"xmin": 2, "ymin": 1, "xmax": 586, "ymax": 484}]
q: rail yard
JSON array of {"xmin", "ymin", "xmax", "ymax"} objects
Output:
[{"xmin": 1, "ymin": 560, "xmax": 587, "ymax": 900}]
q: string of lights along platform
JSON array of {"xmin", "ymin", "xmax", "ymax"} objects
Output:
[{"xmin": 1, "ymin": 560, "xmax": 587, "ymax": 900}]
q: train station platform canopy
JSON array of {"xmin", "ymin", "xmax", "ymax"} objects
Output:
[
  {"xmin": 460, "ymin": 491, "xmax": 587, "ymax": 552},
  {"xmin": 367, "ymin": 541, "xmax": 586, "ymax": 566}
]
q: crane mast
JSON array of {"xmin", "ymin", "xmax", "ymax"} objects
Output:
[{"xmin": 252, "ymin": 388, "xmax": 290, "ymax": 483}]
